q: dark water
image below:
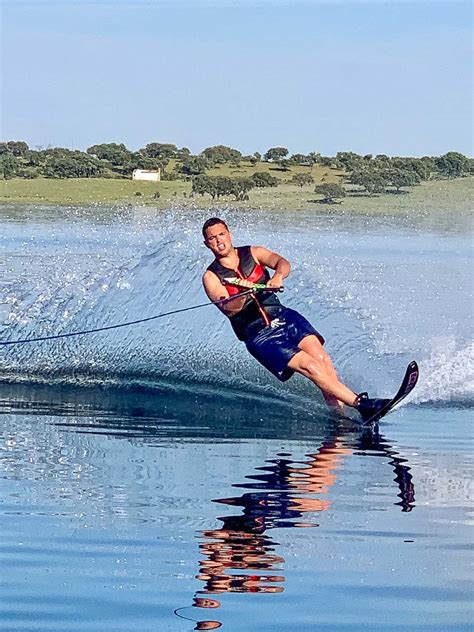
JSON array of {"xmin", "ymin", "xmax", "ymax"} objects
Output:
[{"xmin": 1, "ymin": 205, "xmax": 473, "ymax": 631}]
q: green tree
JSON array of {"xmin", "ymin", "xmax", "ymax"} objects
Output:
[
  {"xmin": 16, "ymin": 169, "xmax": 38, "ymax": 179},
  {"xmin": 192, "ymin": 174, "xmax": 214, "ymax": 197},
  {"xmin": 141, "ymin": 142, "xmax": 178, "ymax": 162},
  {"xmin": 245, "ymin": 155, "xmax": 258, "ymax": 166},
  {"xmin": 307, "ymin": 152, "xmax": 321, "ymax": 170},
  {"xmin": 192, "ymin": 175, "xmax": 253, "ymax": 200},
  {"xmin": 213, "ymin": 176, "xmax": 237, "ymax": 198},
  {"xmin": 335, "ymin": 151, "xmax": 363, "ymax": 171},
  {"xmin": 314, "ymin": 183, "xmax": 346, "ymax": 204},
  {"xmin": 42, "ymin": 147, "xmax": 77, "ymax": 159},
  {"xmin": 290, "ymin": 173, "xmax": 314, "ymax": 188},
  {"xmin": 263, "ymin": 147, "xmax": 288, "ymax": 162},
  {"xmin": 391, "ymin": 157, "xmax": 430, "ymax": 181},
  {"xmin": 24, "ymin": 150, "xmax": 43, "ymax": 167},
  {"xmin": 290, "ymin": 153, "xmax": 309, "ymax": 165},
  {"xmin": 319, "ymin": 156, "xmax": 333, "ymax": 167},
  {"xmin": 420, "ymin": 156, "xmax": 437, "ymax": 178},
  {"xmin": 87, "ymin": 142, "xmax": 131, "ymax": 165},
  {"xmin": 192, "ymin": 175, "xmax": 232, "ymax": 199},
  {"xmin": 349, "ymin": 169, "xmax": 388, "ymax": 195},
  {"xmin": 160, "ymin": 168, "xmax": 181, "ymax": 181},
  {"xmin": 113, "ymin": 152, "xmax": 160, "ymax": 176},
  {"xmin": 180, "ymin": 156, "xmax": 209, "ymax": 176},
  {"xmin": 435, "ymin": 152, "xmax": 470, "ymax": 178},
  {"xmin": 386, "ymin": 167, "xmax": 419, "ymax": 192},
  {"xmin": 42, "ymin": 151, "xmax": 105, "ymax": 178},
  {"xmin": 201, "ymin": 145, "xmax": 242, "ymax": 166},
  {"xmin": 0, "ymin": 155, "xmax": 19, "ymax": 179},
  {"xmin": 6, "ymin": 141, "xmax": 29, "ymax": 157},
  {"xmin": 278, "ymin": 159, "xmax": 292, "ymax": 171},
  {"xmin": 250, "ymin": 172, "xmax": 279, "ymax": 188},
  {"xmin": 176, "ymin": 147, "xmax": 191, "ymax": 160},
  {"xmin": 230, "ymin": 177, "xmax": 255, "ymax": 200}
]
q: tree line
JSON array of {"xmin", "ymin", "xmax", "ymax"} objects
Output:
[{"xmin": 0, "ymin": 140, "xmax": 472, "ymax": 203}]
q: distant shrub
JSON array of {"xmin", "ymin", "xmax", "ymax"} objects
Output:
[
  {"xmin": 16, "ymin": 170, "xmax": 38, "ymax": 179},
  {"xmin": 192, "ymin": 174, "xmax": 255, "ymax": 200},
  {"xmin": 289, "ymin": 173, "xmax": 314, "ymax": 188},
  {"xmin": 314, "ymin": 183, "xmax": 346, "ymax": 203},
  {"xmin": 250, "ymin": 172, "xmax": 279, "ymax": 188},
  {"xmin": 160, "ymin": 169, "xmax": 179, "ymax": 181},
  {"xmin": 42, "ymin": 151, "xmax": 105, "ymax": 178}
]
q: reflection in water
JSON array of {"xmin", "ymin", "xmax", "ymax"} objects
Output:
[
  {"xmin": 1, "ymin": 382, "xmax": 416, "ymax": 630},
  {"xmin": 357, "ymin": 431, "xmax": 415, "ymax": 512},
  {"xmin": 180, "ymin": 427, "xmax": 415, "ymax": 629}
]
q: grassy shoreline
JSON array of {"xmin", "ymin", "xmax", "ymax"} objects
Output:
[{"xmin": 1, "ymin": 170, "xmax": 473, "ymax": 216}]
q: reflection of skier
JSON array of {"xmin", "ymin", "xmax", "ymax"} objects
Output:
[
  {"xmin": 202, "ymin": 217, "xmax": 391, "ymax": 419},
  {"xmin": 194, "ymin": 438, "xmax": 351, "ymax": 607},
  {"xmin": 358, "ymin": 431, "xmax": 415, "ymax": 512},
  {"xmin": 178, "ymin": 429, "xmax": 415, "ymax": 628}
]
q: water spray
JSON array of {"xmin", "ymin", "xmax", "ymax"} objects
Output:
[{"xmin": 0, "ymin": 285, "xmax": 283, "ymax": 347}]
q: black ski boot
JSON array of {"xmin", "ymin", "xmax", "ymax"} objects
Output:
[{"xmin": 355, "ymin": 392, "xmax": 392, "ymax": 423}]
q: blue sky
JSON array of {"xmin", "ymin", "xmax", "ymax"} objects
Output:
[{"xmin": 2, "ymin": 0, "xmax": 472, "ymax": 156}]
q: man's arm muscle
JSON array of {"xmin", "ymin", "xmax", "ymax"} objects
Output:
[
  {"xmin": 202, "ymin": 270, "xmax": 247, "ymax": 316},
  {"xmin": 251, "ymin": 246, "xmax": 291, "ymax": 287}
]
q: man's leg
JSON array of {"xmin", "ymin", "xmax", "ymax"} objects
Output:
[
  {"xmin": 287, "ymin": 335, "xmax": 358, "ymax": 407},
  {"xmin": 298, "ymin": 336, "xmax": 344, "ymax": 409},
  {"xmin": 298, "ymin": 335, "xmax": 346, "ymax": 407}
]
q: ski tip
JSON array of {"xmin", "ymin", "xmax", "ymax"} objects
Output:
[
  {"xmin": 408, "ymin": 360, "xmax": 420, "ymax": 374},
  {"xmin": 405, "ymin": 361, "xmax": 419, "ymax": 391}
]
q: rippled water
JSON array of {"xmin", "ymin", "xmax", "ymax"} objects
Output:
[{"xmin": 1, "ymin": 204, "xmax": 473, "ymax": 631}]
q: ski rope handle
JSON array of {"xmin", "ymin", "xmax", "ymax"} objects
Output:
[{"xmin": 226, "ymin": 277, "xmax": 284, "ymax": 292}]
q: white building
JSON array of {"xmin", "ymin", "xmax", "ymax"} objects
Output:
[{"xmin": 132, "ymin": 169, "xmax": 161, "ymax": 182}]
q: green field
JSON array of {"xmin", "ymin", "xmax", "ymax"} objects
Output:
[{"xmin": 1, "ymin": 162, "xmax": 472, "ymax": 216}]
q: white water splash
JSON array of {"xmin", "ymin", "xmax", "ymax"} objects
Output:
[
  {"xmin": 411, "ymin": 338, "xmax": 474, "ymax": 405},
  {"xmin": 1, "ymin": 206, "xmax": 472, "ymax": 408}
]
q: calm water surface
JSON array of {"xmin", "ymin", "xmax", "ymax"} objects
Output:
[{"xmin": 1, "ymin": 204, "xmax": 473, "ymax": 631}]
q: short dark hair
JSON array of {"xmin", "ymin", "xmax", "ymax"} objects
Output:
[{"xmin": 202, "ymin": 217, "xmax": 228, "ymax": 238}]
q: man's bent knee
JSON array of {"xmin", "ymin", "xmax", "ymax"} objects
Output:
[{"xmin": 289, "ymin": 352, "xmax": 327, "ymax": 378}]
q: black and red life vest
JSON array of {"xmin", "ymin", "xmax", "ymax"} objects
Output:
[{"xmin": 207, "ymin": 245, "xmax": 283, "ymax": 341}]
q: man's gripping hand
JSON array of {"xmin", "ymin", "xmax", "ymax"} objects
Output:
[{"xmin": 267, "ymin": 273, "xmax": 284, "ymax": 289}]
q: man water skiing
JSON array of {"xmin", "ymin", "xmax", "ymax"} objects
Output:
[{"xmin": 201, "ymin": 217, "xmax": 391, "ymax": 421}]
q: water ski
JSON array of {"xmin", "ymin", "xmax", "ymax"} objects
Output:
[{"xmin": 359, "ymin": 361, "xmax": 419, "ymax": 426}]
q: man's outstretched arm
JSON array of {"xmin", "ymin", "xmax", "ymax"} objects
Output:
[{"xmin": 202, "ymin": 270, "xmax": 248, "ymax": 316}]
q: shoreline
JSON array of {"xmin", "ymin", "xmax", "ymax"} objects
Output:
[{"xmin": 0, "ymin": 175, "xmax": 473, "ymax": 216}]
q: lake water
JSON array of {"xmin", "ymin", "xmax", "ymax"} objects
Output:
[{"xmin": 1, "ymin": 203, "xmax": 473, "ymax": 631}]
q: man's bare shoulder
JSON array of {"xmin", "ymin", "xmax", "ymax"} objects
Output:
[
  {"xmin": 250, "ymin": 245, "xmax": 270, "ymax": 260},
  {"xmin": 202, "ymin": 270, "xmax": 218, "ymax": 283},
  {"xmin": 202, "ymin": 268, "xmax": 219, "ymax": 288},
  {"xmin": 251, "ymin": 245, "xmax": 281, "ymax": 263}
]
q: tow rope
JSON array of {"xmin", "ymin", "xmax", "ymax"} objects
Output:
[{"xmin": 0, "ymin": 285, "xmax": 283, "ymax": 347}]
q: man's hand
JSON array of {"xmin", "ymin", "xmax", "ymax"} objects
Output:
[
  {"xmin": 267, "ymin": 273, "xmax": 283, "ymax": 289},
  {"xmin": 251, "ymin": 247, "xmax": 290, "ymax": 285}
]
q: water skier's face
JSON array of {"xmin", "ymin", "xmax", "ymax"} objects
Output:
[{"xmin": 203, "ymin": 224, "xmax": 233, "ymax": 257}]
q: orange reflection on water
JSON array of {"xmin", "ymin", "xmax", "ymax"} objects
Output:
[
  {"xmin": 194, "ymin": 440, "xmax": 351, "ymax": 603},
  {"xmin": 183, "ymin": 432, "xmax": 415, "ymax": 629}
]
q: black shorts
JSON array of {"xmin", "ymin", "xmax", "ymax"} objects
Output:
[{"xmin": 244, "ymin": 307, "xmax": 325, "ymax": 382}]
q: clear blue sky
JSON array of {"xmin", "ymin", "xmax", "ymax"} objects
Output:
[{"xmin": 2, "ymin": 0, "xmax": 472, "ymax": 156}]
